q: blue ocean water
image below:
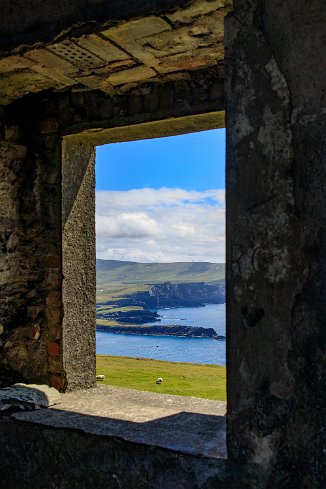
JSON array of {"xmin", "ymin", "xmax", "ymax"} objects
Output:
[{"xmin": 96, "ymin": 303, "xmax": 226, "ymax": 365}]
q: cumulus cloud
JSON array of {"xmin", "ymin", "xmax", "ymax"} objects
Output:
[
  {"xmin": 96, "ymin": 188, "xmax": 225, "ymax": 263},
  {"xmin": 96, "ymin": 212, "xmax": 160, "ymax": 238}
]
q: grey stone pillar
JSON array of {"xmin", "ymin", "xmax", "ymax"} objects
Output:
[
  {"xmin": 225, "ymin": 1, "xmax": 326, "ymax": 486},
  {"xmin": 62, "ymin": 139, "xmax": 96, "ymax": 391}
]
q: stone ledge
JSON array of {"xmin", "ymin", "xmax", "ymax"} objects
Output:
[
  {"xmin": 0, "ymin": 385, "xmax": 229, "ymax": 488},
  {"xmin": 64, "ymin": 111, "xmax": 225, "ymax": 146},
  {"xmin": 9, "ymin": 385, "xmax": 227, "ymax": 459},
  {"xmin": 0, "ymin": 418, "xmax": 229, "ymax": 489}
]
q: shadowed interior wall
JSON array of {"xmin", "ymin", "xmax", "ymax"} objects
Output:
[
  {"xmin": 225, "ymin": 1, "xmax": 326, "ymax": 486},
  {"xmin": 62, "ymin": 140, "xmax": 96, "ymax": 391},
  {"xmin": 0, "ymin": 103, "xmax": 64, "ymax": 389}
]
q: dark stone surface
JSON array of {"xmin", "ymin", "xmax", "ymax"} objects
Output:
[
  {"xmin": 0, "ymin": 0, "xmax": 190, "ymax": 52},
  {"xmin": 225, "ymin": 0, "xmax": 326, "ymax": 486},
  {"xmin": 59, "ymin": 67, "xmax": 225, "ymax": 140},
  {"xmin": 0, "ymin": 383, "xmax": 61, "ymax": 411},
  {"xmin": 0, "ymin": 415, "xmax": 229, "ymax": 489},
  {"xmin": 0, "ymin": 106, "xmax": 64, "ymax": 389}
]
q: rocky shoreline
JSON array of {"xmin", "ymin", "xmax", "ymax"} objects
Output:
[
  {"xmin": 96, "ymin": 323, "xmax": 225, "ymax": 340},
  {"xmin": 97, "ymin": 309, "xmax": 160, "ymax": 324}
]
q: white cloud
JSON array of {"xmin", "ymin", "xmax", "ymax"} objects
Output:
[
  {"xmin": 96, "ymin": 188, "xmax": 225, "ymax": 263},
  {"xmin": 96, "ymin": 212, "xmax": 160, "ymax": 238}
]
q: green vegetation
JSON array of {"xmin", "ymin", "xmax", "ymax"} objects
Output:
[
  {"xmin": 96, "ymin": 283, "xmax": 151, "ymax": 304},
  {"xmin": 96, "ymin": 305, "xmax": 143, "ymax": 314},
  {"xmin": 96, "ymin": 259, "xmax": 225, "ymax": 287},
  {"xmin": 96, "ymin": 260, "xmax": 225, "ymax": 304},
  {"xmin": 96, "ymin": 355, "xmax": 226, "ymax": 401},
  {"xmin": 96, "ymin": 318, "xmax": 119, "ymax": 327}
]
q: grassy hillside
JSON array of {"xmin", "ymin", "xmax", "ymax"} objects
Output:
[
  {"xmin": 96, "ymin": 355, "xmax": 226, "ymax": 401},
  {"xmin": 97, "ymin": 259, "xmax": 225, "ymax": 287},
  {"xmin": 96, "ymin": 283, "xmax": 151, "ymax": 304}
]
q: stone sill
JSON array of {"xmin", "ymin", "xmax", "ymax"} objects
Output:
[
  {"xmin": 10, "ymin": 385, "xmax": 227, "ymax": 459},
  {"xmin": 1, "ymin": 386, "xmax": 228, "ymax": 488}
]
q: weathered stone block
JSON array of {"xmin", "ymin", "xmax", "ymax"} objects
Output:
[
  {"xmin": 129, "ymin": 94, "xmax": 143, "ymax": 115},
  {"xmin": 47, "ymin": 342, "xmax": 60, "ymax": 357},
  {"xmin": 4, "ymin": 125, "xmax": 21, "ymax": 142},
  {"xmin": 108, "ymin": 66, "xmax": 156, "ymax": 86},
  {"xmin": 49, "ymin": 374, "xmax": 64, "ymax": 391},
  {"xmin": 39, "ymin": 117, "xmax": 59, "ymax": 134},
  {"xmin": 167, "ymin": 0, "xmax": 230, "ymax": 23},
  {"xmin": 26, "ymin": 306, "xmax": 43, "ymax": 320},
  {"xmin": 143, "ymin": 84, "xmax": 159, "ymax": 112},
  {"xmin": 46, "ymin": 306, "xmax": 61, "ymax": 327},
  {"xmin": 46, "ymin": 290, "xmax": 61, "ymax": 307},
  {"xmin": 0, "ymin": 383, "xmax": 61, "ymax": 411},
  {"xmin": 76, "ymin": 34, "xmax": 130, "ymax": 63}
]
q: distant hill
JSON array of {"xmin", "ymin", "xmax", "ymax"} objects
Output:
[{"xmin": 96, "ymin": 259, "xmax": 225, "ymax": 285}]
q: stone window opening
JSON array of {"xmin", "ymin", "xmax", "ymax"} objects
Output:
[
  {"xmin": 60, "ymin": 118, "xmax": 227, "ymax": 460},
  {"xmin": 62, "ymin": 113, "xmax": 225, "ymax": 390}
]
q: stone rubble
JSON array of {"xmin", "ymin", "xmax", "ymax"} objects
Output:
[{"xmin": 0, "ymin": 383, "xmax": 61, "ymax": 411}]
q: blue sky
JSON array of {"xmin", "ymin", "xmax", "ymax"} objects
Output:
[
  {"xmin": 96, "ymin": 129, "xmax": 225, "ymax": 191},
  {"xmin": 95, "ymin": 129, "xmax": 225, "ymax": 263}
]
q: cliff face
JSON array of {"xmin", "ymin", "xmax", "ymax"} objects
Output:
[{"xmin": 127, "ymin": 282, "xmax": 225, "ymax": 307}]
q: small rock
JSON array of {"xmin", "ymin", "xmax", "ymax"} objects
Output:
[
  {"xmin": 96, "ymin": 375, "xmax": 105, "ymax": 381},
  {"xmin": 0, "ymin": 383, "xmax": 62, "ymax": 412}
]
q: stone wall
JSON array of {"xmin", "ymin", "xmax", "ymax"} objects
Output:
[
  {"xmin": 0, "ymin": 0, "xmax": 190, "ymax": 52},
  {"xmin": 0, "ymin": 101, "xmax": 64, "ymax": 389},
  {"xmin": 0, "ymin": 415, "xmax": 229, "ymax": 489},
  {"xmin": 225, "ymin": 0, "xmax": 326, "ymax": 486},
  {"xmin": 59, "ymin": 66, "xmax": 225, "ymax": 139}
]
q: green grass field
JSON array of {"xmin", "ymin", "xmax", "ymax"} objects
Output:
[
  {"xmin": 96, "ymin": 260, "xmax": 225, "ymax": 288},
  {"xmin": 96, "ymin": 305, "xmax": 143, "ymax": 314},
  {"xmin": 96, "ymin": 284, "xmax": 151, "ymax": 304},
  {"xmin": 96, "ymin": 355, "xmax": 226, "ymax": 401}
]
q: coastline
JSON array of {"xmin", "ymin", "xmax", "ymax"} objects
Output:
[{"xmin": 96, "ymin": 323, "xmax": 225, "ymax": 340}]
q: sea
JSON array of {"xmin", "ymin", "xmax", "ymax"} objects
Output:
[{"xmin": 96, "ymin": 303, "xmax": 226, "ymax": 366}]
